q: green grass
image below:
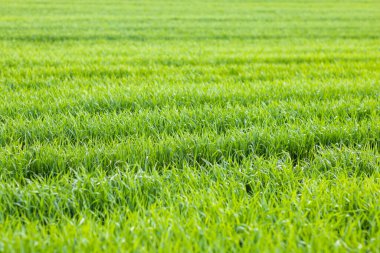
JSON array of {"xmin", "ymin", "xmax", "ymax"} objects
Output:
[{"xmin": 0, "ymin": 0, "xmax": 380, "ymax": 252}]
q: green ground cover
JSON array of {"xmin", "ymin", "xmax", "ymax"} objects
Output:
[{"xmin": 0, "ymin": 0, "xmax": 379, "ymax": 251}]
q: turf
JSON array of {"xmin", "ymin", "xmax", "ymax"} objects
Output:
[{"xmin": 0, "ymin": 0, "xmax": 380, "ymax": 252}]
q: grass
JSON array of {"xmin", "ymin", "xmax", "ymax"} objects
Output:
[{"xmin": 0, "ymin": 0, "xmax": 380, "ymax": 252}]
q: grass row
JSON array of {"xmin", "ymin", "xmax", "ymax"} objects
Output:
[{"xmin": 0, "ymin": 154, "xmax": 379, "ymax": 252}]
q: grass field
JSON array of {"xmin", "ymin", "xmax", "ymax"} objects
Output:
[{"xmin": 1, "ymin": 0, "xmax": 380, "ymax": 252}]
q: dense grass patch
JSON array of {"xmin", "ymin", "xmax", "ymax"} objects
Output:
[{"xmin": 0, "ymin": 0, "xmax": 379, "ymax": 252}]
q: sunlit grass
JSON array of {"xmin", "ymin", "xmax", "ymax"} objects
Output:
[{"xmin": 0, "ymin": 0, "xmax": 379, "ymax": 252}]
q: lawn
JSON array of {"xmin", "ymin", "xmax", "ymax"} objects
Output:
[{"xmin": 0, "ymin": 0, "xmax": 379, "ymax": 252}]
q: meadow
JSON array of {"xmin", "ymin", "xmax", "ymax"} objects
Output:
[{"xmin": 0, "ymin": 0, "xmax": 379, "ymax": 252}]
